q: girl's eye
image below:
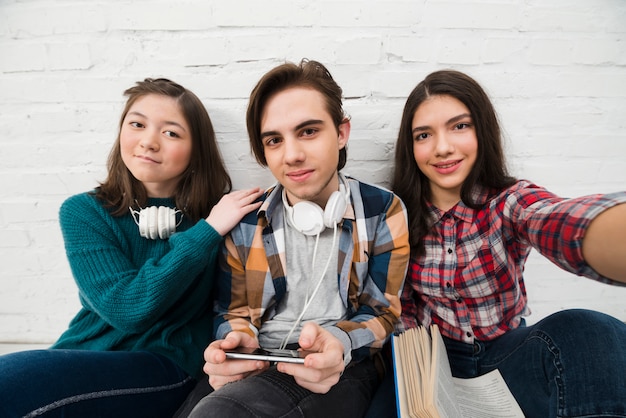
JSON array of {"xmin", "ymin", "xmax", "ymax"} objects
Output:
[
  {"xmin": 130, "ymin": 122, "xmax": 144, "ymax": 128},
  {"xmin": 164, "ymin": 130, "xmax": 180, "ymax": 138},
  {"xmin": 455, "ymin": 122, "xmax": 471, "ymax": 130},
  {"xmin": 413, "ymin": 132, "xmax": 429, "ymax": 141}
]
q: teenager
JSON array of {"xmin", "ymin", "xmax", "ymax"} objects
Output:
[
  {"xmin": 392, "ymin": 69, "xmax": 626, "ymax": 418},
  {"xmin": 185, "ymin": 59, "xmax": 410, "ymax": 417},
  {"xmin": 0, "ymin": 78, "xmax": 263, "ymax": 417}
]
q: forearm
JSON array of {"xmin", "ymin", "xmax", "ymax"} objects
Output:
[
  {"xmin": 582, "ymin": 203, "xmax": 626, "ymax": 283},
  {"xmin": 335, "ymin": 302, "xmax": 401, "ymax": 357}
]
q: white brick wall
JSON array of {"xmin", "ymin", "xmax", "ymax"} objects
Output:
[{"xmin": 1, "ymin": 0, "xmax": 625, "ymax": 344}]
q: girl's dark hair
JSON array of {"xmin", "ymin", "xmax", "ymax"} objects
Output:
[
  {"xmin": 246, "ymin": 59, "xmax": 348, "ymax": 170},
  {"xmin": 392, "ymin": 69, "xmax": 516, "ymax": 255},
  {"xmin": 97, "ymin": 78, "xmax": 232, "ymax": 221}
]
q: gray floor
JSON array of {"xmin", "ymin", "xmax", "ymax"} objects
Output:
[{"xmin": 0, "ymin": 343, "xmax": 49, "ymax": 355}]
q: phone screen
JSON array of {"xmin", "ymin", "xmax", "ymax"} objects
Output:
[{"xmin": 224, "ymin": 347, "xmax": 309, "ymax": 364}]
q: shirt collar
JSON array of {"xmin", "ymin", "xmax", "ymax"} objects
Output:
[{"xmin": 428, "ymin": 185, "xmax": 491, "ymax": 224}]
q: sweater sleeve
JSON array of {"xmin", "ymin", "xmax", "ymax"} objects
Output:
[{"xmin": 59, "ymin": 193, "xmax": 223, "ymax": 334}]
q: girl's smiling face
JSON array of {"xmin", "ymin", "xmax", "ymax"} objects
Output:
[
  {"xmin": 120, "ymin": 94, "xmax": 192, "ymax": 198},
  {"xmin": 411, "ymin": 94, "xmax": 478, "ymax": 210}
]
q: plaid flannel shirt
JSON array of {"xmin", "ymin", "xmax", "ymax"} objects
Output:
[
  {"xmin": 400, "ymin": 180, "xmax": 626, "ymax": 343},
  {"xmin": 214, "ymin": 174, "xmax": 410, "ymax": 361}
]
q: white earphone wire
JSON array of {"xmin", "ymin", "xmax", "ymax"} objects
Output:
[{"xmin": 279, "ymin": 222, "xmax": 339, "ymax": 349}]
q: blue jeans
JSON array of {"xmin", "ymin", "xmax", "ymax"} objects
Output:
[
  {"xmin": 187, "ymin": 356, "xmax": 381, "ymax": 418},
  {"xmin": 369, "ymin": 309, "xmax": 626, "ymax": 418},
  {"xmin": 0, "ymin": 349, "xmax": 196, "ymax": 418}
]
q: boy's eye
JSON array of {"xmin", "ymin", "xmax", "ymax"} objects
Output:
[
  {"xmin": 265, "ymin": 137, "xmax": 281, "ymax": 146},
  {"xmin": 302, "ymin": 128, "xmax": 317, "ymax": 137}
]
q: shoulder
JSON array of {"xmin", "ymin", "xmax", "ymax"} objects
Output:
[
  {"xmin": 59, "ymin": 191, "xmax": 112, "ymax": 227},
  {"xmin": 60, "ymin": 191, "xmax": 102, "ymax": 215},
  {"xmin": 345, "ymin": 176, "xmax": 403, "ymax": 215},
  {"xmin": 495, "ymin": 180, "xmax": 561, "ymax": 206},
  {"xmin": 228, "ymin": 189, "xmax": 270, "ymax": 245}
]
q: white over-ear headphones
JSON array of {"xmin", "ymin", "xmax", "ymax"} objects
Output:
[
  {"xmin": 283, "ymin": 182, "xmax": 350, "ymax": 236},
  {"xmin": 129, "ymin": 206, "xmax": 182, "ymax": 239}
]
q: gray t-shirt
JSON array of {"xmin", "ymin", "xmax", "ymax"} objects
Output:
[{"xmin": 258, "ymin": 207, "xmax": 348, "ymax": 349}]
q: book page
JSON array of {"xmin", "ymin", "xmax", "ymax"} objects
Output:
[
  {"xmin": 452, "ymin": 369, "xmax": 525, "ymax": 418},
  {"xmin": 431, "ymin": 325, "xmax": 463, "ymax": 418},
  {"xmin": 391, "ymin": 334, "xmax": 410, "ymax": 418},
  {"xmin": 415, "ymin": 326, "xmax": 432, "ymax": 414},
  {"xmin": 401, "ymin": 329, "xmax": 423, "ymax": 416}
]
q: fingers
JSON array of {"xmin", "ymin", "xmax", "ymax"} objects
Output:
[
  {"xmin": 276, "ymin": 323, "xmax": 346, "ymax": 394},
  {"xmin": 203, "ymin": 333, "xmax": 268, "ymax": 391},
  {"xmin": 276, "ymin": 361, "xmax": 343, "ymax": 394},
  {"xmin": 207, "ymin": 360, "xmax": 267, "ymax": 391},
  {"xmin": 206, "ymin": 187, "xmax": 264, "ymax": 235},
  {"xmin": 298, "ymin": 322, "xmax": 322, "ymax": 349},
  {"xmin": 229, "ymin": 187, "xmax": 264, "ymax": 203}
]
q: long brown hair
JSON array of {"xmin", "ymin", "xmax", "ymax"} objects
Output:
[
  {"xmin": 97, "ymin": 78, "xmax": 232, "ymax": 221},
  {"xmin": 392, "ymin": 70, "xmax": 516, "ymax": 256},
  {"xmin": 246, "ymin": 59, "xmax": 348, "ymax": 170}
]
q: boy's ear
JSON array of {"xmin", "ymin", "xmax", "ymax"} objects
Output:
[{"xmin": 338, "ymin": 119, "xmax": 350, "ymax": 149}]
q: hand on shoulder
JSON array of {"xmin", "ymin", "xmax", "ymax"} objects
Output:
[{"xmin": 206, "ymin": 187, "xmax": 264, "ymax": 236}]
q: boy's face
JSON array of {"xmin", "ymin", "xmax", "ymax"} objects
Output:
[{"xmin": 260, "ymin": 87, "xmax": 349, "ymax": 208}]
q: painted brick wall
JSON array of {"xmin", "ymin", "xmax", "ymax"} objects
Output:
[{"xmin": 1, "ymin": 0, "xmax": 625, "ymax": 343}]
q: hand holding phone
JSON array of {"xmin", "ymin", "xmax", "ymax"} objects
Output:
[{"xmin": 224, "ymin": 347, "xmax": 311, "ymax": 364}]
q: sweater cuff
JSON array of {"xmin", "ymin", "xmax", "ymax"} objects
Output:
[{"xmin": 327, "ymin": 326, "xmax": 352, "ymax": 366}]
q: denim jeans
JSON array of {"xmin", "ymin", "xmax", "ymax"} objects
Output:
[
  {"xmin": 0, "ymin": 349, "xmax": 196, "ymax": 418},
  {"xmin": 369, "ymin": 309, "xmax": 626, "ymax": 418},
  {"xmin": 187, "ymin": 356, "xmax": 380, "ymax": 418}
]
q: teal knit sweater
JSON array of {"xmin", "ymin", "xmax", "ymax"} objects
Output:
[{"xmin": 52, "ymin": 192, "xmax": 222, "ymax": 378}]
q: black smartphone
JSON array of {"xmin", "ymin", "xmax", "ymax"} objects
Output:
[{"xmin": 224, "ymin": 347, "xmax": 310, "ymax": 364}]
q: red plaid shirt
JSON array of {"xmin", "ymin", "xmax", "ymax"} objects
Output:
[{"xmin": 400, "ymin": 180, "xmax": 626, "ymax": 343}]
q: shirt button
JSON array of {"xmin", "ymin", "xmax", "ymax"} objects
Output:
[
  {"xmin": 447, "ymin": 248, "xmax": 453, "ymax": 254},
  {"xmin": 466, "ymin": 331, "xmax": 472, "ymax": 338},
  {"xmin": 456, "ymin": 298, "xmax": 463, "ymax": 303},
  {"xmin": 446, "ymin": 282, "xmax": 452, "ymax": 288}
]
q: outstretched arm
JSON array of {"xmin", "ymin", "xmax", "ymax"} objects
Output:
[{"xmin": 582, "ymin": 203, "xmax": 626, "ymax": 283}]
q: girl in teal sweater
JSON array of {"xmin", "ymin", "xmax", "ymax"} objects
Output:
[{"xmin": 0, "ymin": 78, "xmax": 262, "ymax": 417}]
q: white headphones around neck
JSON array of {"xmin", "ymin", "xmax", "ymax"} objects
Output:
[
  {"xmin": 283, "ymin": 182, "xmax": 350, "ymax": 236},
  {"xmin": 129, "ymin": 206, "xmax": 182, "ymax": 240}
]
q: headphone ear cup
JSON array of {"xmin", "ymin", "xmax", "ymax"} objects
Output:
[
  {"xmin": 146, "ymin": 206, "xmax": 159, "ymax": 239},
  {"xmin": 291, "ymin": 201, "xmax": 325, "ymax": 236},
  {"xmin": 135, "ymin": 206, "xmax": 177, "ymax": 239},
  {"xmin": 323, "ymin": 190, "xmax": 347, "ymax": 228},
  {"xmin": 138, "ymin": 207, "xmax": 149, "ymax": 239},
  {"xmin": 157, "ymin": 206, "xmax": 170, "ymax": 239},
  {"xmin": 168, "ymin": 207, "xmax": 176, "ymax": 237}
]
